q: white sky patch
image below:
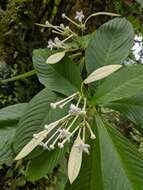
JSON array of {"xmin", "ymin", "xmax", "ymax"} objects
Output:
[
  {"xmin": 123, "ymin": 34, "xmax": 143, "ymax": 65},
  {"xmin": 132, "ymin": 34, "xmax": 143, "ymax": 64}
]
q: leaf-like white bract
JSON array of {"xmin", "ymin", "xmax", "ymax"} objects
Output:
[
  {"xmin": 15, "ymin": 130, "xmax": 48, "ymax": 160},
  {"xmin": 68, "ymin": 135, "xmax": 83, "ymax": 184},
  {"xmin": 84, "ymin": 64, "xmax": 122, "ymax": 84},
  {"xmin": 46, "ymin": 51, "xmax": 66, "ymax": 64}
]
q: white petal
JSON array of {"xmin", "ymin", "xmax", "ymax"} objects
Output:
[
  {"xmin": 46, "ymin": 51, "xmax": 66, "ymax": 64},
  {"xmin": 84, "ymin": 64, "xmax": 122, "ymax": 84},
  {"xmin": 68, "ymin": 135, "xmax": 83, "ymax": 184},
  {"xmin": 15, "ymin": 130, "xmax": 48, "ymax": 160}
]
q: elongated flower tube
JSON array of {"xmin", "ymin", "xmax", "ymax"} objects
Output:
[{"xmin": 50, "ymin": 92, "xmax": 79, "ymax": 109}]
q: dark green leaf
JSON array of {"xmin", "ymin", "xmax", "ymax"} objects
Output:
[
  {"xmin": 0, "ymin": 103, "xmax": 27, "ymax": 165},
  {"xmin": 85, "ymin": 18, "xmax": 134, "ymax": 73},
  {"xmin": 26, "ymin": 146, "xmax": 67, "ymax": 181},
  {"xmin": 94, "ymin": 114, "xmax": 143, "ymax": 190},
  {"xmin": 33, "ymin": 49, "xmax": 82, "ymax": 95},
  {"xmin": 93, "ymin": 65, "xmax": 143, "ymax": 105},
  {"xmin": 104, "ymin": 91, "xmax": 143, "ymax": 130},
  {"xmin": 0, "ymin": 103, "xmax": 27, "ymax": 125}
]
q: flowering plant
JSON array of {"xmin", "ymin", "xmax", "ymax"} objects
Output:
[{"xmin": 1, "ymin": 10, "xmax": 143, "ymax": 189}]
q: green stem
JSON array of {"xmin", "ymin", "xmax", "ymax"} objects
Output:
[
  {"xmin": 0, "ymin": 70, "xmax": 36, "ymax": 84},
  {"xmin": 69, "ymin": 52, "xmax": 82, "ymax": 59}
]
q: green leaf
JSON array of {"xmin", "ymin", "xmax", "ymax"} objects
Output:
[
  {"xmin": 95, "ymin": 114, "xmax": 143, "ymax": 190},
  {"xmin": 104, "ymin": 91, "xmax": 143, "ymax": 130},
  {"xmin": 85, "ymin": 18, "xmax": 134, "ymax": 73},
  {"xmin": 93, "ymin": 65, "xmax": 143, "ymax": 105},
  {"xmin": 26, "ymin": 146, "xmax": 67, "ymax": 181},
  {"xmin": 33, "ymin": 49, "xmax": 82, "ymax": 95},
  {"xmin": 0, "ymin": 103, "xmax": 27, "ymax": 165},
  {"xmin": 0, "ymin": 103, "xmax": 27, "ymax": 125},
  {"xmin": 0, "ymin": 126, "xmax": 16, "ymax": 165},
  {"xmin": 66, "ymin": 114, "xmax": 143, "ymax": 190},
  {"xmin": 13, "ymin": 88, "xmax": 66, "ymax": 157}
]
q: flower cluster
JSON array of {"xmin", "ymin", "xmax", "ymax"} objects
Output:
[
  {"xmin": 44, "ymin": 11, "xmax": 85, "ymax": 50},
  {"xmin": 15, "ymin": 91, "xmax": 96, "ymax": 183},
  {"xmin": 37, "ymin": 92, "xmax": 95, "ymax": 151}
]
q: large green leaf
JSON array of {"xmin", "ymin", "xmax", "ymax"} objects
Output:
[
  {"xmin": 93, "ymin": 65, "xmax": 143, "ymax": 105},
  {"xmin": 104, "ymin": 91, "xmax": 143, "ymax": 130},
  {"xmin": 33, "ymin": 49, "xmax": 82, "ymax": 95},
  {"xmin": 94, "ymin": 114, "xmax": 143, "ymax": 190},
  {"xmin": 66, "ymin": 114, "xmax": 143, "ymax": 190},
  {"xmin": 85, "ymin": 18, "xmax": 134, "ymax": 73},
  {"xmin": 26, "ymin": 146, "xmax": 67, "ymax": 181},
  {"xmin": 0, "ymin": 103, "xmax": 27, "ymax": 165},
  {"xmin": 13, "ymin": 88, "xmax": 66, "ymax": 157},
  {"xmin": 66, "ymin": 115, "xmax": 143, "ymax": 190}
]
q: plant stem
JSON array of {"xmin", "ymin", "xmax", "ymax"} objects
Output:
[{"xmin": 0, "ymin": 70, "xmax": 36, "ymax": 84}]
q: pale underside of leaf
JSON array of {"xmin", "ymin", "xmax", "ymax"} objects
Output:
[
  {"xmin": 15, "ymin": 130, "xmax": 48, "ymax": 160},
  {"xmin": 46, "ymin": 51, "xmax": 66, "ymax": 64},
  {"xmin": 68, "ymin": 135, "xmax": 83, "ymax": 184},
  {"xmin": 84, "ymin": 64, "xmax": 122, "ymax": 84}
]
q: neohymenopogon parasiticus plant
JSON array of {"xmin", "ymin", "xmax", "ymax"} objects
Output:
[{"xmin": 1, "ymin": 10, "xmax": 143, "ymax": 190}]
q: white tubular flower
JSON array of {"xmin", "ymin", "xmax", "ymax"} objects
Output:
[
  {"xmin": 58, "ymin": 124, "xmax": 80, "ymax": 148},
  {"xmin": 74, "ymin": 142, "xmax": 90, "ymax": 154},
  {"xmin": 39, "ymin": 142, "xmax": 49, "ymax": 150},
  {"xmin": 58, "ymin": 142, "xmax": 64, "ymax": 148},
  {"xmin": 50, "ymin": 92, "xmax": 79, "ymax": 109},
  {"xmin": 54, "ymin": 37, "xmax": 61, "ymax": 44},
  {"xmin": 86, "ymin": 121, "xmax": 96, "ymax": 140},
  {"xmin": 49, "ymin": 144, "xmax": 55, "ymax": 150},
  {"xmin": 60, "ymin": 23, "xmax": 65, "ymax": 29},
  {"xmin": 62, "ymin": 13, "xmax": 66, "ymax": 18},
  {"xmin": 33, "ymin": 133, "xmax": 39, "ymax": 139},
  {"xmin": 75, "ymin": 11, "xmax": 85, "ymax": 22},
  {"xmin": 44, "ymin": 114, "xmax": 70, "ymax": 130},
  {"xmin": 59, "ymin": 128, "xmax": 71, "ymax": 141},
  {"xmin": 45, "ymin": 20, "xmax": 52, "ymax": 27},
  {"xmin": 50, "ymin": 103, "xmax": 57, "ymax": 109},
  {"xmin": 47, "ymin": 39, "xmax": 54, "ymax": 50},
  {"xmin": 68, "ymin": 104, "xmax": 82, "ymax": 115}
]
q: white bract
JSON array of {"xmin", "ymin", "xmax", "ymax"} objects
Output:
[
  {"xmin": 68, "ymin": 135, "xmax": 83, "ymax": 184},
  {"xmin": 84, "ymin": 64, "xmax": 122, "ymax": 84},
  {"xmin": 46, "ymin": 51, "xmax": 66, "ymax": 64},
  {"xmin": 15, "ymin": 130, "xmax": 48, "ymax": 160}
]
